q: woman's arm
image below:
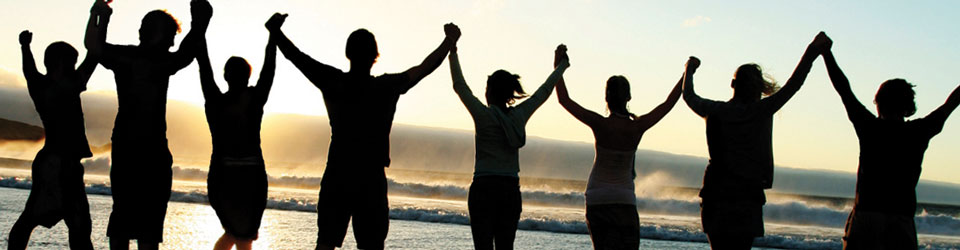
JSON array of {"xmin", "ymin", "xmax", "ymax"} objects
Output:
[
  {"xmin": 556, "ymin": 76, "xmax": 602, "ymax": 126},
  {"xmin": 761, "ymin": 32, "xmax": 830, "ymax": 113},
  {"xmin": 267, "ymin": 13, "xmax": 341, "ymax": 91},
  {"xmin": 515, "ymin": 45, "xmax": 571, "ymax": 121},
  {"xmin": 449, "ymin": 48, "xmax": 486, "ymax": 116},
  {"xmin": 637, "ymin": 76, "xmax": 683, "ymax": 130},
  {"xmin": 681, "ymin": 56, "xmax": 721, "ymax": 118}
]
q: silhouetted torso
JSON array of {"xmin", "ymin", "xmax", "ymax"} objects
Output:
[
  {"xmin": 699, "ymin": 102, "xmax": 775, "ymax": 203},
  {"xmin": 26, "ymin": 74, "xmax": 92, "ymax": 159},
  {"xmin": 852, "ymin": 116, "xmax": 942, "ymax": 216},
  {"xmin": 101, "ymin": 45, "xmax": 186, "ymax": 145},
  {"xmin": 205, "ymin": 88, "xmax": 265, "ymax": 158},
  {"xmin": 320, "ymin": 72, "xmax": 412, "ymax": 168}
]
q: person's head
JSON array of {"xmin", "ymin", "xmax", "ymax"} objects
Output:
[
  {"xmin": 731, "ymin": 63, "xmax": 779, "ymax": 102},
  {"xmin": 224, "ymin": 56, "xmax": 251, "ymax": 91},
  {"xmin": 874, "ymin": 78, "xmax": 917, "ymax": 119},
  {"xmin": 139, "ymin": 10, "xmax": 181, "ymax": 50},
  {"xmin": 43, "ymin": 42, "xmax": 78, "ymax": 74},
  {"xmin": 345, "ymin": 29, "xmax": 379, "ymax": 68},
  {"xmin": 605, "ymin": 75, "xmax": 633, "ymax": 116},
  {"xmin": 485, "ymin": 70, "xmax": 527, "ymax": 108}
]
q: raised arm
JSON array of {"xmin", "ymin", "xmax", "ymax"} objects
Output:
[
  {"xmin": 761, "ymin": 32, "xmax": 830, "ymax": 113},
  {"xmin": 681, "ymin": 56, "xmax": 723, "ymax": 118},
  {"xmin": 169, "ymin": 0, "xmax": 212, "ymax": 71},
  {"xmin": 924, "ymin": 84, "xmax": 960, "ymax": 131},
  {"xmin": 78, "ymin": 0, "xmax": 112, "ymax": 87},
  {"xmin": 555, "ymin": 76, "xmax": 602, "ymax": 126},
  {"xmin": 254, "ymin": 34, "xmax": 278, "ymax": 104},
  {"xmin": 514, "ymin": 44, "xmax": 571, "ymax": 120},
  {"xmin": 636, "ymin": 76, "xmax": 683, "ymax": 130},
  {"xmin": 195, "ymin": 26, "xmax": 220, "ymax": 101},
  {"xmin": 266, "ymin": 13, "xmax": 341, "ymax": 91},
  {"xmin": 449, "ymin": 48, "xmax": 486, "ymax": 116},
  {"xmin": 398, "ymin": 23, "xmax": 460, "ymax": 92},
  {"xmin": 822, "ymin": 48, "xmax": 874, "ymax": 123},
  {"xmin": 19, "ymin": 31, "xmax": 40, "ymax": 82}
]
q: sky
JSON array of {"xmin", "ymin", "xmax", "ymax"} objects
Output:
[{"xmin": 1, "ymin": 0, "xmax": 959, "ymax": 184}]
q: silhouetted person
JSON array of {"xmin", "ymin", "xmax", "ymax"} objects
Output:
[
  {"xmin": 97, "ymin": 0, "xmax": 211, "ymax": 249},
  {"xmin": 819, "ymin": 36, "xmax": 960, "ymax": 250},
  {"xmin": 682, "ymin": 32, "xmax": 830, "ymax": 249},
  {"xmin": 555, "ymin": 60, "xmax": 683, "ymax": 249},
  {"xmin": 449, "ymin": 41, "xmax": 570, "ymax": 250},
  {"xmin": 195, "ymin": 10, "xmax": 276, "ymax": 250},
  {"xmin": 265, "ymin": 13, "xmax": 458, "ymax": 250},
  {"xmin": 7, "ymin": 2, "xmax": 110, "ymax": 250}
]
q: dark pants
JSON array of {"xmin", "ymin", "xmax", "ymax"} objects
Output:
[
  {"xmin": 316, "ymin": 166, "xmax": 389, "ymax": 250},
  {"xmin": 700, "ymin": 198, "xmax": 764, "ymax": 250},
  {"xmin": 106, "ymin": 143, "xmax": 173, "ymax": 243},
  {"xmin": 8, "ymin": 150, "xmax": 93, "ymax": 250},
  {"xmin": 586, "ymin": 204, "xmax": 640, "ymax": 250},
  {"xmin": 843, "ymin": 209, "xmax": 918, "ymax": 250},
  {"xmin": 468, "ymin": 175, "xmax": 522, "ymax": 250}
]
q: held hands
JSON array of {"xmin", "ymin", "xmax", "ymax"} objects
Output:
[
  {"xmin": 90, "ymin": 0, "xmax": 112, "ymax": 17},
  {"xmin": 19, "ymin": 30, "xmax": 32, "ymax": 46},
  {"xmin": 444, "ymin": 23, "xmax": 461, "ymax": 43},
  {"xmin": 554, "ymin": 44, "xmax": 569, "ymax": 68},
  {"xmin": 191, "ymin": 0, "xmax": 213, "ymax": 26},
  {"xmin": 266, "ymin": 13, "xmax": 288, "ymax": 32},
  {"xmin": 809, "ymin": 31, "xmax": 832, "ymax": 54},
  {"xmin": 685, "ymin": 56, "xmax": 700, "ymax": 72}
]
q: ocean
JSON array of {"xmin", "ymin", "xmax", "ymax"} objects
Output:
[{"xmin": 1, "ymin": 167, "xmax": 960, "ymax": 249}]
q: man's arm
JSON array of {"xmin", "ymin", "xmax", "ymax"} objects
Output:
[
  {"xmin": 266, "ymin": 13, "xmax": 340, "ymax": 91},
  {"xmin": 19, "ymin": 31, "xmax": 40, "ymax": 82},
  {"xmin": 637, "ymin": 76, "xmax": 683, "ymax": 130},
  {"xmin": 169, "ymin": 0, "xmax": 212, "ymax": 71},
  {"xmin": 822, "ymin": 49, "xmax": 874, "ymax": 123},
  {"xmin": 397, "ymin": 23, "xmax": 460, "ymax": 92},
  {"xmin": 761, "ymin": 32, "xmax": 830, "ymax": 113},
  {"xmin": 254, "ymin": 35, "xmax": 278, "ymax": 104},
  {"xmin": 196, "ymin": 30, "xmax": 221, "ymax": 101},
  {"xmin": 78, "ymin": 0, "xmax": 112, "ymax": 88},
  {"xmin": 923, "ymin": 84, "xmax": 960, "ymax": 134}
]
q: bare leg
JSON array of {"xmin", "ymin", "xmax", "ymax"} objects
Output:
[
  {"xmin": 213, "ymin": 233, "xmax": 235, "ymax": 250},
  {"xmin": 7, "ymin": 214, "xmax": 38, "ymax": 250},
  {"xmin": 235, "ymin": 239, "xmax": 253, "ymax": 250},
  {"xmin": 109, "ymin": 238, "xmax": 129, "ymax": 250}
]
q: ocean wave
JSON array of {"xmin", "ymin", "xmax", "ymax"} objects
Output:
[{"xmin": 2, "ymin": 175, "xmax": 959, "ymax": 241}]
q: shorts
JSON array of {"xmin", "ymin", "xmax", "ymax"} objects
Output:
[
  {"xmin": 106, "ymin": 143, "xmax": 173, "ymax": 243},
  {"xmin": 585, "ymin": 204, "xmax": 640, "ymax": 250},
  {"xmin": 22, "ymin": 149, "xmax": 91, "ymax": 228},
  {"xmin": 700, "ymin": 198, "xmax": 764, "ymax": 238},
  {"xmin": 208, "ymin": 156, "xmax": 268, "ymax": 240},
  {"xmin": 316, "ymin": 166, "xmax": 388, "ymax": 249},
  {"xmin": 843, "ymin": 209, "xmax": 917, "ymax": 250}
]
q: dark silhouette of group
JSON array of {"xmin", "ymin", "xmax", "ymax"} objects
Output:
[{"xmin": 8, "ymin": 0, "xmax": 960, "ymax": 250}]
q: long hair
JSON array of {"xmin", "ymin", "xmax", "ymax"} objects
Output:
[
  {"xmin": 733, "ymin": 64, "xmax": 780, "ymax": 97},
  {"xmin": 874, "ymin": 78, "xmax": 917, "ymax": 118},
  {"xmin": 485, "ymin": 70, "xmax": 527, "ymax": 109},
  {"xmin": 605, "ymin": 75, "xmax": 636, "ymax": 118}
]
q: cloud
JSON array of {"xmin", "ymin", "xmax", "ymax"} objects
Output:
[{"xmin": 682, "ymin": 15, "xmax": 712, "ymax": 27}]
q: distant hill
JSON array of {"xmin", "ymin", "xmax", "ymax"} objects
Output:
[{"xmin": 0, "ymin": 118, "xmax": 43, "ymax": 141}]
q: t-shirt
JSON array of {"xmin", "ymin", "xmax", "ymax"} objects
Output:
[
  {"xmin": 26, "ymin": 73, "xmax": 92, "ymax": 158},
  {"xmin": 100, "ymin": 45, "xmax": 189, "ymax": 145},
  {"xmin": 204, "ymin": 88, "xmax": 266, "ymax": 158},
  {"xmin": 850, "ymin": 113, "xmax": 944, "ymax": 216}
]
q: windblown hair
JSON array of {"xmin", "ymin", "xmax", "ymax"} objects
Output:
[
  {"xmin": 486, "ymin": 70, "xmax": 527, "ymax": 107},
  {"xmin": 734, "ymin": 63, "xmax": 780, "ymax": 97},
  {"xmin": 874, "ymin": 78, "xmax": 917, "ymax": 118}
]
